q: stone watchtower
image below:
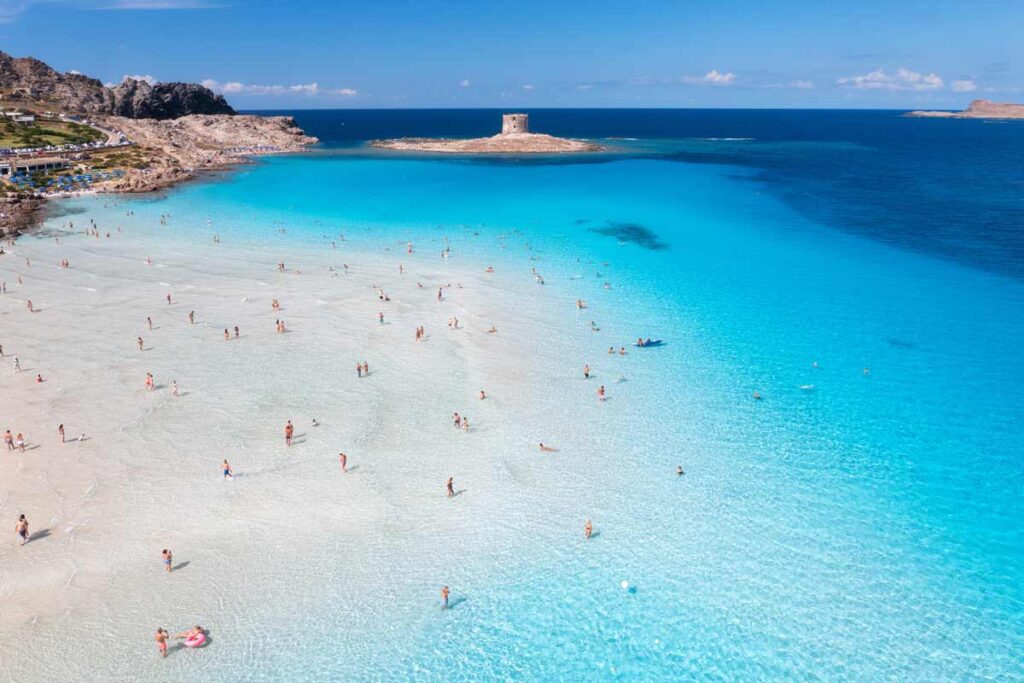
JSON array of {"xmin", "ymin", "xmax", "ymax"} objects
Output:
[{"xmin": 501, "ymin": 113, "xmax": 529, "ymax": 135}]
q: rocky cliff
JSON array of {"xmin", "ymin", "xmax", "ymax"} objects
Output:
[
  {"xmin": 109, "ymin": 79, "xmax": 234, "ymax": 119},
  {"xmin": 0, "ymin": 51, "xmax": 235, "ymax": 118}
]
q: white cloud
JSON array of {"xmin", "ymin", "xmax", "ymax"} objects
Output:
[
  {"xmin": 0, "ymin": 1, "xmax": 30, "ymax": 23},
  {"xmin": 202, "ymin": 79, "xmax": 356, "ymax": 97},
  {"xmin": 522, "ymin": 84, "xmax": 535, "ymax": 90},
  {"xmin": 682, "ymin": 69, "xmax": 736, "ymax": 86},
  {"xmin": 837, "ymin": 68, "xmax": 944, "ymax": 91},
  {"xmin": 790, "ymin": 79, "xmax": 815, "ymax": 89},
  {"xmin": 951, "ymin": 79, "xmax": 977, "ymax": 92},
  {"xmin": 459, "ymin": 79, "xmax": 471, "ymax": 87},
  {"xmin": 123, "ymin": 74, "xmax": 158, "ymax": 85}
]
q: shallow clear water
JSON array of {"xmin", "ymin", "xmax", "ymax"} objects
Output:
[{"xmin": 27, "ymin": 111, "xmax": 1024, "ymax": 680}]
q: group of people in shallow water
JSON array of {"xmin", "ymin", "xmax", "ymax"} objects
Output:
[{"xmin": 2, "ymin": 220, "xmax": 699, "ymax": 654}]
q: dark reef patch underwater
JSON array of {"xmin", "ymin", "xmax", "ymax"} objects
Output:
[{"xmin": 588, "ymin": 221, "xmax": 669, "ymax": 250}]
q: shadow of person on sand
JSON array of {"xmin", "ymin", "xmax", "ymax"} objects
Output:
[
  {"xmin": 29, "ymin": 528, "xmax": 51, "ymax": 542},
  {"xmin": 172, "ymin": 561, "xmax": 190, "ymax": 571}
]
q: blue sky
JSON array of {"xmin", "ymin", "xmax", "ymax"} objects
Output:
[{"xmin": 2, "ymin": 0, "xmax": 1022, "ymax": 109}]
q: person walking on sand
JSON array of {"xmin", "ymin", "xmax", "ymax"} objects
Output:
[
  {"xmin": 138, "ymin": 336, "xmax": 144, "ymax": 351},
  {"xmin": 155, "ymin": 628, "xmax": 170, "ymax": 658},
  {"xmin": 357, "ymin": 363, "xmax": 362, "ymax": 378},
  {"xmin": 339, "ymin": 452, "xmax": 347, "ymax": 473},
  {"xmin": 166, "ymin": 293, "xmax": 172, "ymax": 305},
  {"xmin": 221, "ymin": 459, "xmax": 234, "ymax": 480},
  {"xmin": 58, "ymin": 424, "xmax": 65, "ymax": 443},
  {"xmin": 171, "ymin": 381, "xmax": 178, "ymax": 396},
  {"xmin": 188, "ymin": 310, "xmax": 195, "ymax": 325},
  {"xmin": 378, "ymin": 311, "xmax": 384, "ymax": 325},
  {"xmin": 446, "ymin": 477, "xmax": 454, "ymax": 498},
  {"xmin": 362, "ymin": 362, "xmax": 369, "ymax": 376},
  {"xmin": 26, "ymin": 300, "xmax": 33, "ymax": 313},
  {"xmin": 15, "ymin": 433, "xmax": 25, "ymax": 452},
  {"xmin": 147, "ymin": 316, "xmax": 153, "ymax": 331},
  {"xmin": 15, "ymin": 515, "xmax": 29, "ymax": 545},
  {"xmin": 285, "ymin": 421, "xmax": 294, "ymax": 446},
  {"xmin": 441, "ymin": 585, "xmax": 450, "ymax": 609},
  {"xmin": 224, "ymin": 329, "xmax": 230, "ymax": 341},
  {"xmin": 4, "ymin": 430, "xmax": 13, "ymax": 450},
  {"xmin": 162, "ymin": 548, "xmax": 173, "ymax": 572},
  {"xmin": 13, "ymin": 356, "xmax": 21, "ymax": 373},
  {"xmin": 234, "ymin": 326, "xmax": 240, "ymax": 339},
  {"xmin": 585, "ymin": 520, "xmax": 593, "ymax": 539}
]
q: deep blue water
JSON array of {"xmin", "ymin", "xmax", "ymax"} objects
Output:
[{"xmin": 252, "ymin": 108, "xmax": 1024, "ymax": 280}]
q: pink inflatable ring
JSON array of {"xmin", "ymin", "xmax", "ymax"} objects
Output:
[{"xmin": 184, "ymin": 632, "xmax": 207, "ymax": 648}]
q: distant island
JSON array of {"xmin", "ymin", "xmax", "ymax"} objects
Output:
[
  {"xmin": 0, "ymin": 51, "xmax": 317, "ymax": 235},
  {"xmin": 372, "ymin": 113, "xmax": 603, "ymax": 153},
  {"xmin": 906, "ymin": 99, "xmax": 1024, "ymax": 119}
]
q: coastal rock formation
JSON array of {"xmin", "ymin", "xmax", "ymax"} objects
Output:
[
  {"xmin": 372, "ymin": 132, "xmax": 602, "ymax": 154},
  {"xmin": 0, "ymin": 195, "xmax": 46, "ymax": 236},
  {"xmin": 109, "ymin": 79, "xmax": 235, "ymax": 119},
  {"xmin": 0, "ymin": 51, "xmax": 112, "ymax": 113},
  {"xmin": 98, "ymin": 114, "xmax": 318, "ymax": 193},
  {"xmin": 906, "ymin": 99, "xmax": 1024, "ymax": 119},
  {"xmin": 0, "ymin": 51, "xmax": 234, "ymax": 118}
]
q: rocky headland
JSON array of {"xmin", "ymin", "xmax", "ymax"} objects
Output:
[
  {"xmin": 0, "ymin": 51, "xmax": 318, "ymax": 235},
  {"xmin": 906, "ymin": 99, "xmax": 1024, "ymax": 119},
  {"xmin": 372, "ymin": 132, "xmax": 602, "ymax": 154},
  {"xmin": 96, "ymin": 114, "xmax": 317, "ymax": 193}
]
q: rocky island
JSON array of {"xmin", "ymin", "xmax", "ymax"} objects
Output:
[
  {"xmin": 0, "ymin": 51, "xmax": 317, "ymax": 235},
  {"xmin": 906, "ymin": 99, "xmax": 1024, "ymax": 119},
  {"xmin": 372, "ymin": 113, "xmax": 602, "ymax": 153}
]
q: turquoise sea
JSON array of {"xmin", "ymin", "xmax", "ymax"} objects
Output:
[{"xmin": 53, "ymin": 110, "xmax": 1024, "ymax": 680}]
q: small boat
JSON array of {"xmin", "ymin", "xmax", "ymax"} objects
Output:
[{"xmin": 634, "ymin": 339, "xmax": 665, "ymax": 348}]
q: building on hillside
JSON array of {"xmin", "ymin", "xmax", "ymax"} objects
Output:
[
  {"xmin": 14, "ymin": 115, "xmax": 35, "ymax": 125},
  {"xmin": 0, "ymin": 157, "xmax": 69, "ymax": 176}
]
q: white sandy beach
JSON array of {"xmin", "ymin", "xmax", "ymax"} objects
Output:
[{"xmin": 0, "ymin": 199, "xmax": 665, "ymax": 679}]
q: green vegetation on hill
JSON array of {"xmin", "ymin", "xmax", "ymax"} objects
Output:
[{"xmin": 0, "ymin": 118, "xmax": 104, "ymax": 148}]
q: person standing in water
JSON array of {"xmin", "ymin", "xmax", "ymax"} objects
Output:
[
  {"xmin": 155, "ymin": 628, "xmax": 169, "ymax": 658},
  {"xmin": 441, "ymin": 585, "xmax": 450, "ymax": 609},
  {"xmin": 15, "ymin": 515, "xmax": 29, "ymax": 545},
  {"xmin": 583, "ymin": 364, "xmax": 591, "ymax": 379},
  {"xmin": 585, "ymin": 520, "xmax": 593, "ymax": 539}
]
